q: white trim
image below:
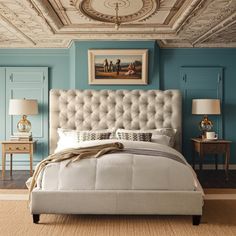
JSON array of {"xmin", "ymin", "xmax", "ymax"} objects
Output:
[
  {"xmin": 204, "ymin": 194, "xmax": 236, "ymax": 200},
  {"xmin": 194, "ymin": 164, "xmax": 236, "ymax": 170},
  {"xmin": 2, "ymin": 164, "xmax": 236, "ymax": 171},
  {"xmin": 0, "ymin": 194, "xmax": 28, "ymax": 201}
]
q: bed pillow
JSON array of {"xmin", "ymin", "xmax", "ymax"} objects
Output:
[
  {"xmin": 55, "ymin": 128, "xmax": 113, "ymax": 153},
  {"xmin": 149, "ymin": 128, "xmax": 177, "ymax": 147},
  {"xmin": 116, "ymin": 128, "xmax": 177, "ymax": 147},
  {"xmin": 78, "ymin": 130, "xmax": 112, "ymax": 142},
  {"xmin": 116, "ymin": 129, "xmax": 152, "ymax": 142},
  {"xmin": 55, "ymin": 128, "xmax": 79, "ymax": 153},
  {"xmin": 151, "ymin": 134, "xmax": 172, "ymax": 146}
]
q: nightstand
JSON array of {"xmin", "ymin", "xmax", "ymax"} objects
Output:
[
  {"xmin": 1, "ymin": 140, "xmax": 37, "ymax": 179},
  {"xmin": 191, "ymin": 138, "xmax": 231, "ymax": 180}
]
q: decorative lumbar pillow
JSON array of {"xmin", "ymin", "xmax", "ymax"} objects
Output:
[
  {"xmin": 78, "ymin": 130, "xmax": 112, "ymax": 142},
  {"xmin": 116, "ymin": 129, "xmax": 152, "ymax": 142},
  {"xmin": 55, "ymin": 128, "xmax": 113, "ymax": 153},
  {"xmin": 116, "ymin": 128, "xmax": 177, "ymax": 146}
]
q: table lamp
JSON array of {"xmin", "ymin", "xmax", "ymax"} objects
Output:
[
  {"xmin": 192, "ymin": 99, "xmax": 221, "ymax": 136},
  {"xmin": 9, "ymin": 99, "xmax": 38, "ymax": 132}
]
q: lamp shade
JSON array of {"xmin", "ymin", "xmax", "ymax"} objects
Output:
[
  {"xmin": 192, "ymin": 99, "xmax": 221, "ymax": 115},
  {"xmin": 9, "ymin": 99, "xmax": 38, "ymax": 115}
]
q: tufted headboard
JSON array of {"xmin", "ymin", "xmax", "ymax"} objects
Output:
[{"xmin": 50, "ymin": 90, "xmax": 182, "ymax": 154}]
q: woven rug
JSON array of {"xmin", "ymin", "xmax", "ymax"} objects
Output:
[{"xmin": 0, "ymin": 190, "xmax": 236, "ymax": 236}]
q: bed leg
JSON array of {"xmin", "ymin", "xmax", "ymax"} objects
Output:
[
  {"xmin": 33, "ymin": 214, "xmax": 40, "ymax": 224},
  {"xmin": 192, "ymin": 215, "xmax": 201, "ymax": 225}
]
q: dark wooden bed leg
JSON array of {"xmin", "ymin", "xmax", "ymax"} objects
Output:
[
  {"xmin": 33, "ymin": 214, "xmax": 40, "ymax": 224},
  {"xmin": 192, "ymin": 215, "xmax": 201, "ymax": 225}
]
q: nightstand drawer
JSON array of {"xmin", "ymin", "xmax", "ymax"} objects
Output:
[
  {"xmin": 202, "ymin": 143, "xmax": 227, "ymax": 154},
  {"xmin": 5, "ymin": 143, "xmax": 30, "ymax": 152}
]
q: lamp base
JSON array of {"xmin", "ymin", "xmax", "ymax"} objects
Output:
[
  {"xmin": 199, "ymin": 115, "xmax": 213, "ymax": 138},
  {"xmin": 17, "ymin": 115, "xmax": 31, "ymax": 132}
]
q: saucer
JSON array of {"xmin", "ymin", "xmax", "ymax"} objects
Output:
[{"xmin": 204, "ymin": 138, "xmax": 218, "ymax": 141}]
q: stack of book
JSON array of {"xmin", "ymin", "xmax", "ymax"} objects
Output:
[{"xmin": 10, "ymin": 132, "xmax": 32, "ymax": 141}]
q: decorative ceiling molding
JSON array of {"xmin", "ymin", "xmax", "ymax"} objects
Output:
[
  {"xmin": 76, "ymin": 0, "xmax": 159, "ymax": 24},
  {"xmin": 0, "ymin": 0, "xmax": 235, "ymax": 48}
]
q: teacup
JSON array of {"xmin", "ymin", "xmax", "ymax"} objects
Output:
[{"xmin": 206, "ymin": 131, "xmax": 218, "ymax": 140}]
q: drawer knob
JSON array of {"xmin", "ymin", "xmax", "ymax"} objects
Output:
[
  {"xmin": 16, "ymin": 147, "xmax": 19, "ymax": 150},
  {"xmin": 9, "ymin": 147, "xmax": 12, "ymax": 150},
  {"xmin": 24, "ymin": 147, "xmax": 26, "ymax": 150}
]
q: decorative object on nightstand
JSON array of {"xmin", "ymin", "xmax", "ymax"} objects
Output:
[
  {"xmin": 192, "ymin": 99, "xmax": 221, "ymax": 138},
  {"xmin": 9, "ymin": 98, "xmax": 38, "ymax": 133},
  {"xmin": 1, "ymin": 140, "xmax": 37, "ymax": 179},
  {"xmin": 191, "ymin": 138, "xmax": 231, "ymax": 180}
]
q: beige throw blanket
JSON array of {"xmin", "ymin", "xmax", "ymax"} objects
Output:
[{"xmin": 27, "ymin": 142, "xmax": 124, "ymax": 194}]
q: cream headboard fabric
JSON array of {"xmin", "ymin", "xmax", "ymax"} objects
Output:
[{"xmin": 50, "ymin": 90, "xmax": 182, "ymax": 153}]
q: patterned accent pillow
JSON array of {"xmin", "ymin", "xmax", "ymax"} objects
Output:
[
  {"xmin": 116, "ymin": 130, "xmax": 152, "ymax": 142},
  {"xmin": 78, "ymin": 131, "xmax": 112, "ymax": 142}
]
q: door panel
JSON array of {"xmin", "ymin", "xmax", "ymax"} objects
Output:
[
  {"xmin": 180, "ymin": 67, "xmax": 223, "ymax": 163},
  {"xmin": 5, "ymin": 67, "xmax": 48, "ymax": 169}
]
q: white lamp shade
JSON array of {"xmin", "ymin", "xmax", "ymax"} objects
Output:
[
  {"xmin": 192, "ymin": 99, "xmax": 221, "ymax": 115},
  {"xmin": 9, "ymin": 99, "xmax": 38, "ymax": 115}
]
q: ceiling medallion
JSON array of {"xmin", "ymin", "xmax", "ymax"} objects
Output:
[{"xmin": 78, "ymin": 0, "xmax": 159, "ymax": 28}]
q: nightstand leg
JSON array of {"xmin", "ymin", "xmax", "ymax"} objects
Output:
[
  {"xmin": 214, "ymin": 154, "xmax": 218, "ymax": 170},
  {"xmin": 10, "ymin": 154, "xmax": 13, "ymax": 177},
  {"xmin": 2, "ymin": 149, "xmax": 5, "ymax": 179},
  {"xmin": 199, "ymin": 151, "xmax": 203, "ymax": 172},
  {"xmin": 225, "ymin": 145, "xmax": 230, "ymax": 181},
  {"xmin": 30, "ymin": 149, "xmax": 33, "ymax": 177},
  {"xmin": 192, "ymin": 142, "xmax": 195, "ymax": 170}
]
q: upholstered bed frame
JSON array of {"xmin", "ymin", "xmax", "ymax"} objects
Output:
[{"xmin": 31, "ymin": 89, "xmax": 203, "ymax": 225}]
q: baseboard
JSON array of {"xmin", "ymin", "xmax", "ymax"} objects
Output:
[
  {"xmin": 1, "ymin": 164, "xmax": 236, "ymax": 171},
  {"xmin": 194, "ymin": 164, "xmax": 236, "ymax": 170},
  {"xmin": 0, "ymin": 165, "xmax": 31, "ymax": 171}
]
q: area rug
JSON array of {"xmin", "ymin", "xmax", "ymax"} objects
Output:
[{"xmin": 0, "ymin": 190, "xmax": 236, "ymax": 236}]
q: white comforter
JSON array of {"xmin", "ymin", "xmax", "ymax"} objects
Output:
[{"xmin": 37, "ymin": 140, "xmax": 200, "ymax": 192}]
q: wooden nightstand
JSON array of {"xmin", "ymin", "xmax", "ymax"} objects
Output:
[
  {"xmin": 191, "ymin": 138, "xmax": 231, "ymax": 180},
  {"xmin": 1, "ymin": 140, "xmax": 37, "ymax": 179}
]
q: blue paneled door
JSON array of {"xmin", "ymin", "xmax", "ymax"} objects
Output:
[
  {"xmin": 5, "ymin": 67, "xmax": 48, "ymax": 170},
  {"xmin": 180, "ymin": 67, "xmax": 223, "ymax": 163}
]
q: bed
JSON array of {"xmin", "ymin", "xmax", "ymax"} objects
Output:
[{"xmin": 30, "ymin": 89, "xmax": 203, "ymax": 225}]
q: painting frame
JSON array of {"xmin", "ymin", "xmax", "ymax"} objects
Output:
[{"xmin": 88, "ymin": 49, "xmax": 148, "ymax": 85}]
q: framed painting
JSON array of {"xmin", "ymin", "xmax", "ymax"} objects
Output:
[{"xmin": 88, "ymin": 49, "xmax": 148, "ymax": 85}]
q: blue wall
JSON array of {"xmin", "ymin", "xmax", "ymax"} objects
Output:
[
  {"xmin": 0, "ymin": 49, "xmax": 70, "ymax": 89},
  {"xmin": 0, "ymin": 43, "xmax": 236, "ymax": 167},
  {"xmin": 0, "ymin": 49, "xmax": 70, "ymax": 169},
  {"xmin": 160, "ymin": 48, "xmax": 236, "ymax": 163}
]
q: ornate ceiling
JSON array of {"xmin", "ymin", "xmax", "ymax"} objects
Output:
[{"xmin": 0, "ymin": 0, "xmax": 235, "ymax": 48}]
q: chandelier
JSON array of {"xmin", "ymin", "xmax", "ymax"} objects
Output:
[{"xmin": 114, "ymin": 2, "xmax": 121, "ymax": 30}]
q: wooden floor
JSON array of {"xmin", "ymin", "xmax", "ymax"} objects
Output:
[{"xmin": 0, "ymin": 170, "xmax": 236, "ymax": 189}]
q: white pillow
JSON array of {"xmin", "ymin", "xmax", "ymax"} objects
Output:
[
  {"xmin": 151, "ymin": 134, "xmax": 171, "ymax": 146},
  {"xmin": 55, "ymin": 128, "xmax": 79, "ymax": 153},
  {"xmin": 149, "ymin": 128, "xmax": 177, "ymax": 147}
]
